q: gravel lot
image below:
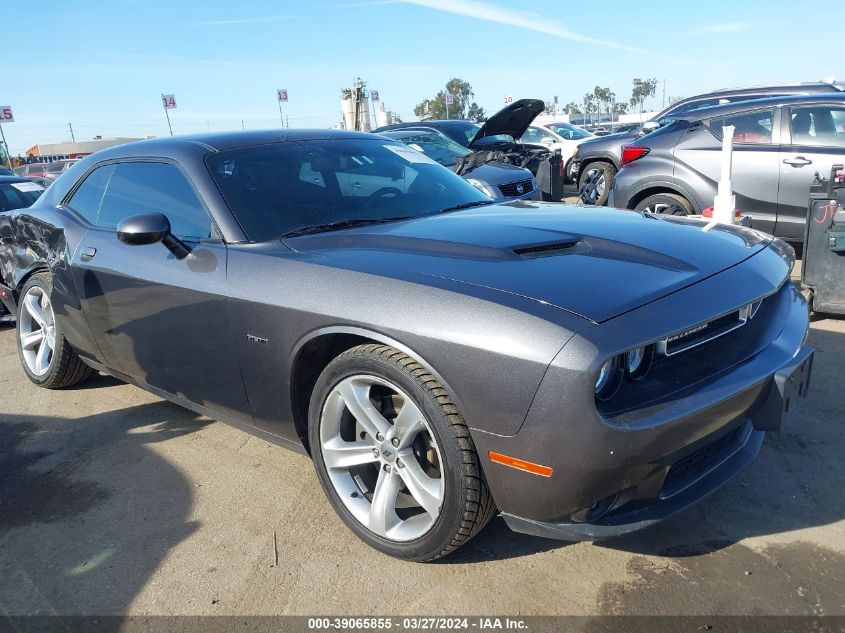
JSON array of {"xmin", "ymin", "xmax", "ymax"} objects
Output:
[{"xmin": 0, "ymin": 277, "xmax": 843, "ymax": 617}]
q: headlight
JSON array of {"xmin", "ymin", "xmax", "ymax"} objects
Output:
[
  {"xmin": 595, "ymin": 356, "xmax": 624, "ymax": 401},
  {"xmin": 465, "ymin": 178, "xmax": 496, "ymax": 199},
  {"xmin": 625, "ymin": 344, "xmax": 653, "ymax": 381}
]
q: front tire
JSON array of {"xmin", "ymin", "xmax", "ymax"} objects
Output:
[
  {"xmin": 578, "ymin": 161, "xmax": 615, "ymax": 205},
  {"xmin": 634, "ymin": 192, "xmax": 694, "ymax": 216},
  {"xmin": 309, "ymin": 344, "xmax": 496, "ymax": 561},
  {"xmin": 16, "ymin": 273, "xmax": 94, "ymax": 389}
]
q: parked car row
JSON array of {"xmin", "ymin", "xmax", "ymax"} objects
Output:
[
  {"xmin": 14, "ymin": 158, "xmax": 79, "ymax": 182},
  {"xmin": 0, "ymin": 175, "xmax": 46, "ymax": 322},
  {"xmin": 574, "ymin": 81, "xmax": 844, "ymax": 206},
  {"xmin": 574, "ymin": 81, "xmax": 845, "ymax": 242}
]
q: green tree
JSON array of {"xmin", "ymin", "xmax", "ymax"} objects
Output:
[
  {"xmin": 467, "ymin": 101, "xmax": 486, "ymax": 122},
  {"xmin": 583, "ymin": 93, "xmax": 596, "ymax": 124},
  {"xmin": 414, "ymin": 78, "xmax": 483, "ymax": 120},
  {"xmin": 562, "ymin": 102, "xmax": 581, "ymax": 116},
  {"xmin": 592, "ymin": 86, "xmax": 612, "ymax": 123},
  {"xmin": 612, "ymin": 101, "xmax": 629, "ymax": 115},
  {"xmin": 630, "ymin": 78, "xmax": 658, "ymax": 113}
]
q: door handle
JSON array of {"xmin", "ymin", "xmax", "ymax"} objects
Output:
[
  {"xmin": 783, "ymin": 156, "xmax": 812, "ymax": 167},
  {"xmin": 80, "ymin": 247, "xmax": 97, "ymax": 261}
]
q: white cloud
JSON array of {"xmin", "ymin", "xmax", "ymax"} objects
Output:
[
  {"xmin": 393, "ymin": 0, "xmax": 645, "ymax": 52},
  {"xmin": 695, "ymin": 22, "xmax": 747, "ymax": 33},
  {"xmin": 191, "ymin": 15, "xmax": 293, "ymax": 27}
]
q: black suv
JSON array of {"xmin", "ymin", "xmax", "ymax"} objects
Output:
[{"xmin": 573, "ymin": 81, "xmax": 845, "ymax": 205}]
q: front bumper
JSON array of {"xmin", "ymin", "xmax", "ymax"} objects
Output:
[{"xmin": 470, "ymin": 248, "xmax": 812, "ymax": 541}]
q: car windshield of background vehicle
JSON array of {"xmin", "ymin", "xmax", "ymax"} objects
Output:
[
  {"xmin": 551, "ymin": 123, "xmax": 591, "ymax": 140},
  {"xmin": 706, "ymin": 108, "xmax": 775, "ymax": 144},
  {"xmin": 0, "ymin": 182, "xmax": 44, "ymax": 211},
  {"xmin": 390, "ymin": 131, "xmax": 470, "ymax": 167},
  {"xmin": 789, "ymin": 105, "xmax": 845, "ymax": 147},
  {"xmin": 206, "ymin": 139, "xmax": 492, "ymax": 241}
]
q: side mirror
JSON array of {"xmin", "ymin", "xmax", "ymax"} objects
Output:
[
  {"xmin": 117, "ymin": 212, "xmax": 190, "ymax": 259},
  {"xmin": 117, "ymin": 213, "xmax": 170, "ymax": 245}
]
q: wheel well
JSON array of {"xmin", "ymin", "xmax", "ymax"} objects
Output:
[
  {"xmin": 578, "ymin": 158, "xmax": 616, "ymax": 181},
  {"xmin": 290, "ymin": 333, "xmax": 379, "ymax": 455},
  {"xmin": 13, "ymin": 266, "xmax": 50, "ymax": 301},
  {"xmin": 628, "ymin": 187, "xmax": 693, "ymax": 211}
]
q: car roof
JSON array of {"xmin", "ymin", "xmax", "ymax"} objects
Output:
[
  {"xmin": 705, "ymin": 81, "xmax": 844, "ymax": 96},
  {"xmin": 0, "ymin": 175, "xmax": 34, "ymax": 184},
  {"xmin": 77, "ymin": 129, "xmax": 386, "ymax": 161},
  {"xmin": 380, "ymin": 128, "xmax": 444, "ymax": 138},
  {"xmin": 376, "ymin": 120, "xmax": 475, "ymax": 132},
  {"xmin": 668, "ymin": 92, "xmax": 845, "ymax": 121}
]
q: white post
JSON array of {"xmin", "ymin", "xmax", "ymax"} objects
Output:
[{"xmin": 710, "ymin": 125, "xmax": 736, "ymax": 226}]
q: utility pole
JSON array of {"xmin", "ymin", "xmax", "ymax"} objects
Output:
[
  {"xmin": 0, "ymin": 124, "xmax": 10, "ymax": 169},
  {"xmin": 68, "ymin": 122, "xmax": 76, "ymax": 143}
]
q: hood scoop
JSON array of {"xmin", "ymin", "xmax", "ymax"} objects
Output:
[{"xmin": 513, "ymin": 240, "xmax": 588, "ymax": 258}]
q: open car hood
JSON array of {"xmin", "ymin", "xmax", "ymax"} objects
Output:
[
  {"xmin": 284, "ymin": 203, "xmax": 775, "ymax": 323},
  {"xmin": 469, "ymin": 99, "xmax": 545, "ymax": 147}
]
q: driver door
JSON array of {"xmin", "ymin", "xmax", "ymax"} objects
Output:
[{"xmin": 66, "ymin": 160, "xmax": 252, "ymax": 422}]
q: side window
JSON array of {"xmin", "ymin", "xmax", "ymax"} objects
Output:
[
  {"xmin": 97, "ymin": 162, "xmax": 213, "ymax": 239},
  {"xmin": 789, "ymin": 105, "xmax": 845, "ymax": 147},
  {"xmin": 521, "ymin": 127, "xmax": 542, "ymax": 142},
  {"xmin": 707, "ymin": 108, "xmax": 774, "ymax": 144},
  {"xmin": 66, "ymin": 164, "xmax": 116, "ymax": 224}
]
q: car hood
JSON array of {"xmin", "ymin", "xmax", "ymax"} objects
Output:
[
  {"xmin": 284, "ymin": 203, "xmax": 773, "ymax": 323},
  {"xmin": 578, "ymin": 130, "xmax": 637, "ymax": 150},
  {"xmin": 470, "ymin": 99, "xmax": 545, "ymax": 146}
]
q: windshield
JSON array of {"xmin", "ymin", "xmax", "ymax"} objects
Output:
[
  {"xmin": 0, "ymin": 182, "xmax": 44, "ymax": 211},
  {"xmin": 437, "ymin": 121, "xmax": 481, "ymax": 147},
  {"xmin": 206, "ymin": 139, "xmax": 491, "ymax": 241},
  {"xmin": 548, "ymin": 123, "xmax": 591, "ymax": 140},
  {"xmin": 382, "ymin": 130, "xmax": 470, "ymax": 167}
]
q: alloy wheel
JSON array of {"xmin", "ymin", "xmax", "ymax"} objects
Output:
[
  {"xmin": 645, "ymin": 202, "xmax": 685, "ymax": 215},
  {"xmin": 579, "ymin": 168, "xmax": 606, "ymax": 204},
  {"xmin": 319, "ymin": 374, "xmax": 445, "ymax": 542},
  {"xmin": 18, "ymin": 286, "xmax": 56, "ymax": 376}
]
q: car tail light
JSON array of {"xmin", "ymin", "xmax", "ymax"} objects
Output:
[{"xmin": 620, "ymin": 145, "xmax": 650, "ymax": 166}]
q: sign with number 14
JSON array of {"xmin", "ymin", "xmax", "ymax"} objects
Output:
[{"xmin": 161, "ymin": 94, "xmax": 177, "ymax": 110}]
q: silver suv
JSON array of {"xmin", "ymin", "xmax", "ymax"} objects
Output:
[
  {"xmin": 610, "ymin": 93, "xmax": 845, "ymax": 241},
  {"xmin": 573, "ymin": 81, "xmax": 845, "ymax": 206}
]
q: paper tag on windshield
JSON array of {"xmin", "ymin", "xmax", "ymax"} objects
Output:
[
  {"xmin": 10, "ymin": 181, "xmax": 45, "ymax": 193},
  {"xmin": 383, "ymin": 144, "xmax": 438, "ymax": 165}
]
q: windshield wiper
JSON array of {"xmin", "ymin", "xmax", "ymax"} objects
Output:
[
  {"xmin": 436, "ymin": 200, "xmax": 495, "ymax": 214},
  {"xmin": 281, "ymin": 216, "xmax": 413, "ymax": 238}
]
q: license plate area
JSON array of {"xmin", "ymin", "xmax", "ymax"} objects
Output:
[
  {"xmin": 752, "ymin": 347, "xmax": 813, "ymax": 432},
  {"xmin": 777, "ymin": 350, "xmax": 813, "ymax": 418}
]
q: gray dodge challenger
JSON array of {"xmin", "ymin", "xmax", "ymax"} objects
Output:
[{"xmin": 0, "ymin": 130, "xmax": 813, "ymax": 561}]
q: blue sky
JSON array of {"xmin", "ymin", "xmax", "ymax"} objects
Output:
[{"xmin": 1, "ymin": 0, "xmax": 839, "ymax": 154}]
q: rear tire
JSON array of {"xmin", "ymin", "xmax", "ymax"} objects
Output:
[
  {"xmin": 16, "ymin": 273, "xmax": 94, "ymax": 389},
  {"xmin": 634, "ymin": 193, "xmax": 693, "ymax": 216},
  {"xmin": 309, "ymin": 344, "xmax": 496, "ymax": 561},
  {"xmin": 578, "ymin": 161, "xmax": 615, "ymax": 206}
]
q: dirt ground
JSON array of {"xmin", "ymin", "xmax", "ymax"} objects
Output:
[{"xmin": 0, "ymin": 278, "xmax": 843, "ymax": 617}]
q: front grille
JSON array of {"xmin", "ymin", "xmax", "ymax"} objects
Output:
[
  {"xmin": 498, "ymin": 178, "xmax": 534, "ymax": 197},
  {"xmin": 662, "ymin": 424, "xmax": 747, "ymax": 497},
  {"xmin": 664, "ymin": 309, "xmax": 743, "ymax": 355}
]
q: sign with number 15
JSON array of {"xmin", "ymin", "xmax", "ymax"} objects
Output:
[{"xmin": 0, "ymin": 106, "xmax": 14, "ymax": 122}]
